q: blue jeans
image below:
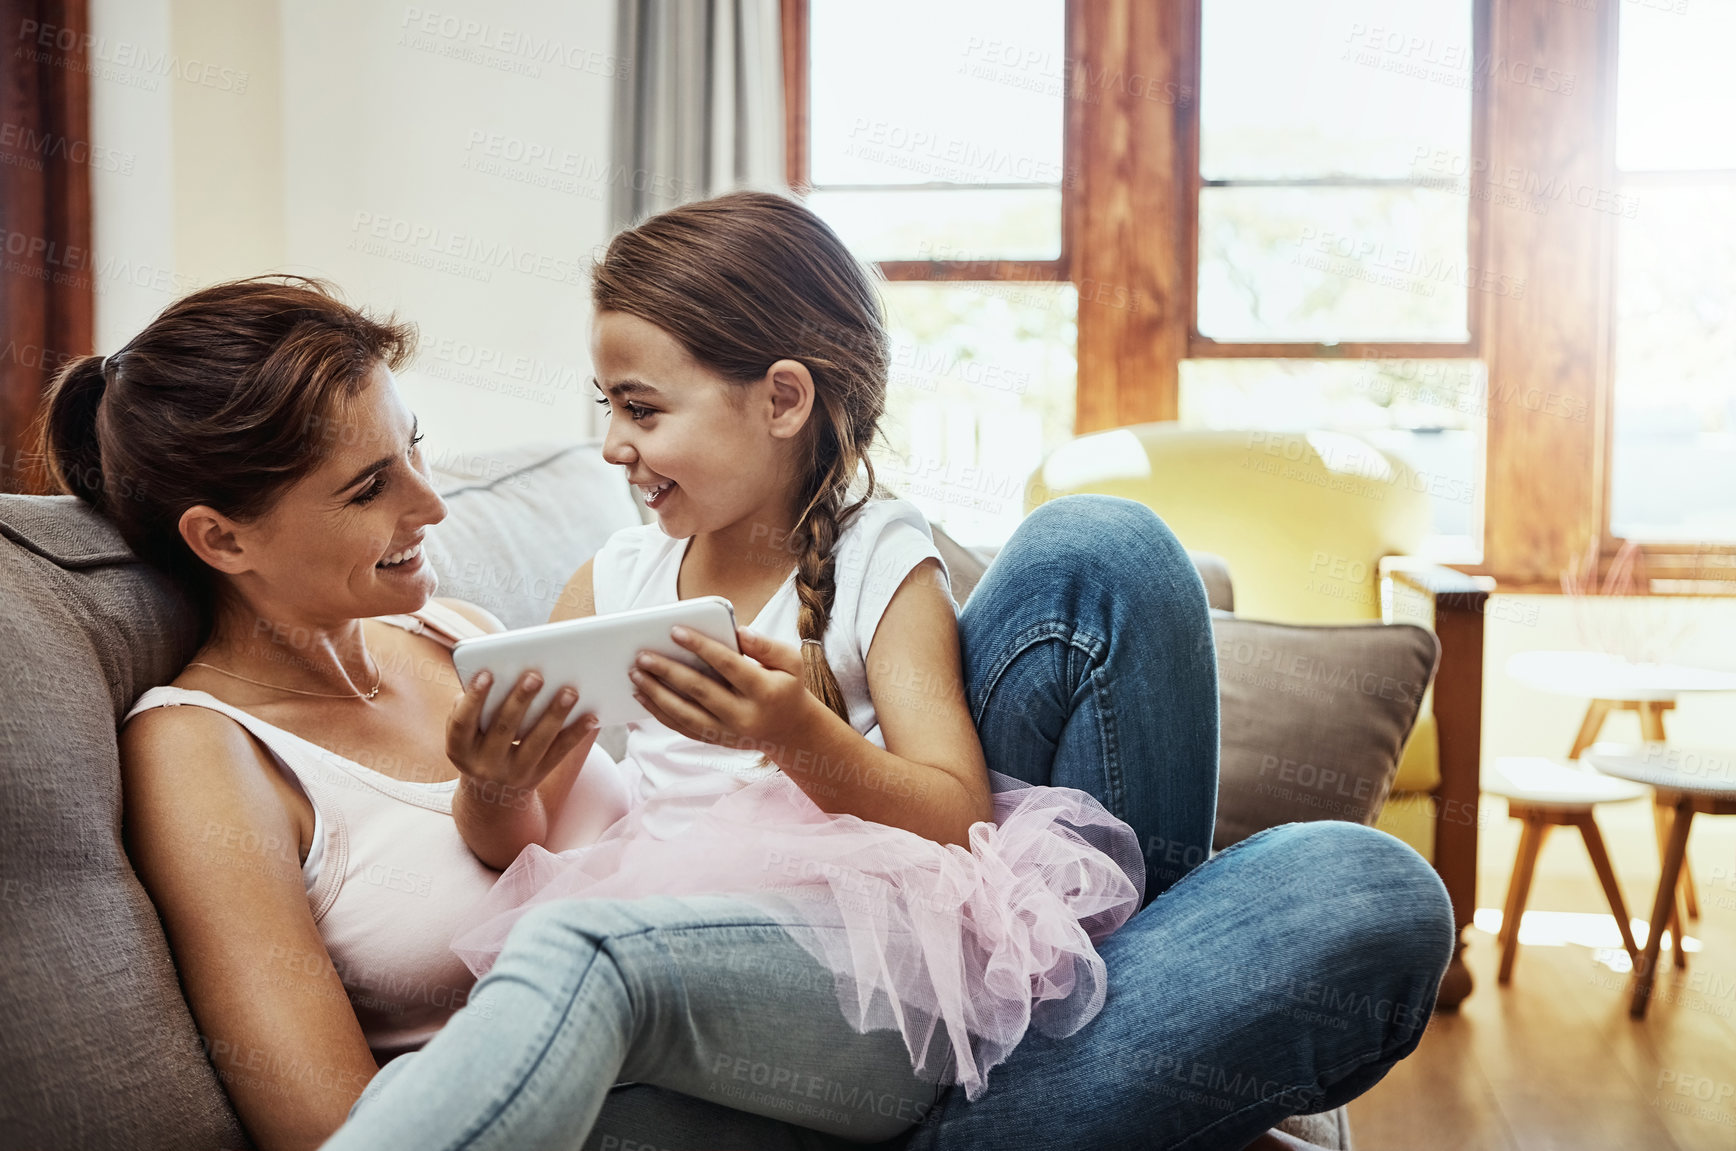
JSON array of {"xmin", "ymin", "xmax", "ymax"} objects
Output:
[{"xmin": 326, "ymin": 495, "xmax": 1454, "ymax": 1151}]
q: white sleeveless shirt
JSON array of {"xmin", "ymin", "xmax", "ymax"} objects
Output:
[
  {"xmin": 591, "ymin": 491, "xmax": 953, "ymax": 839},
  {"xmin": 123, "ymin": 602, "xmax": 506, "ymax": 1061}
]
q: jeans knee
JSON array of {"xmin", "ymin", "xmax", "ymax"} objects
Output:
[
  {"xmin": 1022, "ymin": 495, "xmax": 1196, "ymax": 594},
  {"xmin": 494, "ymin": 901, "xmax": 624, "ymax": 992},
  {"xmin": 1278, "ymin": 821, "xmax": 1454, "ymax": 967}
]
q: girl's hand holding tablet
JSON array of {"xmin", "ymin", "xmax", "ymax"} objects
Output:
[{"xmin": 628, "ymin": 625, "xmax": 814, "ymax": 755}]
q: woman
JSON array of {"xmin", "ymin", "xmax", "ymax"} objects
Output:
[{"xmin": 46, "ymin": 273, "xmax": 1452, "ymax": 1151}]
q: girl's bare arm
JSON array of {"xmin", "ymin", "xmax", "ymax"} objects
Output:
[{"xmin": 789, "ymin": 557, "xmax": 994, "ymax": 844}]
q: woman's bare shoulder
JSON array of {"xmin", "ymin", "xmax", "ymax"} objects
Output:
[{"xmin": 121, "ymin": 695, "xmax": 281, "ymax": 785}]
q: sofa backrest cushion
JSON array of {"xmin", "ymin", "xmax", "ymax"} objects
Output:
[
  {"xmin": 424, "ymin": 441, "xmax": 644, "ymax": 629},
  {"xmin": 0, "ymin": 495, "xmax": 245, "ymax": 1151},
  {"xmin": 1211, "ymin": 614, "xmax": 1440, "ymax": 850}
]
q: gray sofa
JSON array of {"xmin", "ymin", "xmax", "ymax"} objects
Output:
[{"xmin": 0, "ymin": 440, "xmax": 1437, "ymax": 1149}]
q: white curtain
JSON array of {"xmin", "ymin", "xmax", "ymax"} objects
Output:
[{"xmin": 611, "ymin": 0, "xmax": 787, "ymax": 230}]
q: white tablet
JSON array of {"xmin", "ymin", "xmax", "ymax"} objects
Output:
[{"xmin": 450, "ymin": 596, "xmax": 741, "ymax": 739}]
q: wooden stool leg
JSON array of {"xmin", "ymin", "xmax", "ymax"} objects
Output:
[
  {"xmin": 1671, "ymin": 880, "xmax": 1690, "ymax": 971},
  {"xmin": 1640, "ymin": 702, "xmax": 1699, "ymax": 921},
  {"xmin": 1568, "ymin": 699, "xmax": 1614, "ymax": 759},
  {"xmin": 1499, "ymin": 813, "xmax": 1550, "ymax": 985},
  {"xmin": 1632, "ymin": 797, "xmax": 1695, "ymax": 1019},
  {"xmin": 1572, "ymin": 812, "xmax": 1640, "ymax": 966}
]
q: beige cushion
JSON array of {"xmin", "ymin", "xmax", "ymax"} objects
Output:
[{"xmin": 1212, "ymin": 615, "xmax": 1440, "ymax": 851}]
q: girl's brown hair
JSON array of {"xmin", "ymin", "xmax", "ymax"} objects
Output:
[
  {"xmin": 35, "ymin": 274, "xmax": 416, "ymax": 633},
  {"xmin": 592, "ymin": 191, "xmax": 889, "ymax": 730}
]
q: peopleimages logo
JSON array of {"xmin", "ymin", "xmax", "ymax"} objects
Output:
[
  {"xmin": 398, "ymin": 7, "xmax": 628, "ymax": 80},
  {"xmin": 15, "ymin": 19, "xmax": 251, "ymax": 93}
]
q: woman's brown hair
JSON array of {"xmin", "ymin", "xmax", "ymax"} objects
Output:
[
  {"xmin": 592, "ymin": 191, "xmax": 889, "ymax": 735},
  {"xmin": 35, "ymin": 274, "xmax": 416, "ymax": 633}
]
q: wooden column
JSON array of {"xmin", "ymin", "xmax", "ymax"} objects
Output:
[
  {"xmin": 1070, "ymin": 0, "xmax": 1193, "ymax": 433},
  {"xmin": 1479, "ymin": 0, "xmax": 1613, "ymax": 581},
  {"xmin": 779, "ymin": 0, "xmax": 808, "ymax": 194}
]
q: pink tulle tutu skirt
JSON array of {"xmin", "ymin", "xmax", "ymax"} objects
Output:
[{"xmin": 449, "ymin": 770, "xmax": 1144, "ymax": 1099}]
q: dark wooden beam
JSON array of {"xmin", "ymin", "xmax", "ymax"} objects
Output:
[{"xmin": 0, "ymin": 0, "xmax": 94, "ymax": 494}]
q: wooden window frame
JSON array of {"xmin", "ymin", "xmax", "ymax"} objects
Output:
[{"xmin": 782, "ymin": 0, "xmax": 1735, "ymax": 592}]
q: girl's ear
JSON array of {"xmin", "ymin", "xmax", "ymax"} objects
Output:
[{"xmin": 763, "ymin": 358, "xmax": 815, "ymax": 440}]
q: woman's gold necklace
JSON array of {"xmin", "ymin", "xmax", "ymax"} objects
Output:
[{"xmin": 188, "ymin": 656, "xmax": 384, "ymax": 701}]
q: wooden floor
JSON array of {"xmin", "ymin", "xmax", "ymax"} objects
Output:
[{"xmin": 1345, "ymin": 795, "xmax": 1736, "ymax": 1150}]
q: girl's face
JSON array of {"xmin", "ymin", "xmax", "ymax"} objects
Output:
[
  {"xmin": 190, "ymin": 363, "xmax": 449, "ymax": 626},
  {"xmin": 591, "ymin": 309, "xmax": 810, "ymax": 537}
]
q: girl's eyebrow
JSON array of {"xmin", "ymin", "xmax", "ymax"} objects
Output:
[{"xmin": 592, "ymin": 377, "xmax": 665, "ymax": 399}]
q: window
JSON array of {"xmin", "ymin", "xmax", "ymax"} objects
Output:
[
  {"xmin": 1610, "ymin": 1, "xmax": 1736, "ymax": 544},
  {"xmin": 785, "ymin": 0, "xmax": 1723, "ymax": 585},
  {"xmin": 805, "ymin": 0, "xmax": 1065, "ymax": 262},
  {"xmin": 1197, "ymin": 0, "xmax": 1477, "ymax": 344},
  {"xmin": 1186, "ymin": 0, "xmax": 1483, "ymax": 559},
  {"xmin": 795, "ymin": 0, "xmax": 1075, "ymax": 546}
]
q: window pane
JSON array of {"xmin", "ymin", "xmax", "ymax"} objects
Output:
[
  {"xmin": 806, "ymin": 188, "xmax": 1062, "ymax": 263},
  {"xmin": 1611, "ymin": 185, "xmax": 1736, "ymax": 542},
  {"xmin": 1617, "ymin": 2, "xmax": 1736, "ymax": 172},
  {"xmin": 1201, "ymin": 0, "xmax": 1473, "ymax": 181},
  {"xmin": 1198, "ymin": 186, "xmax": 1478, "ymax": 342},
  {"xmin": 808, "ymin": 0, "xmax": 1063, "ymax": 261},
  {"xmin": 869, "ymin": 283, "xmax": 1077, "ymax": 548},
  {"xmin": 1180, "ymin": 358, "xmax": 1484, "ymax": 558}
]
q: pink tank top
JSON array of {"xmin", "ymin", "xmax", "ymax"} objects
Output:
[{"xmin": 123, "ymin": 601, "xmax": 502, "ymax": 1061}]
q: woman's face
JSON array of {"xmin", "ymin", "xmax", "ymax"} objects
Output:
[
  {"xmin": 212, "ymin": 363, "xmax": 448, "ymax": 625},
  {"xmin": 590, "ymin": 310, "xmax": 808, "ymax": 537}
]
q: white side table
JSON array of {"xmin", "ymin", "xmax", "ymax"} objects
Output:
[
  {"xmin": 1584, "ymin": 744, "xmax": 1736, "ymax": 1019},
  {"xmin": 1506, "ymin": 651, "xmax": 1736, "ymax": 921}
]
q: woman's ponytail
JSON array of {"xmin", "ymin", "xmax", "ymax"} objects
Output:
[{"xmin": 39, "ymin": 354, "xmax": 111, "ymax": 512}]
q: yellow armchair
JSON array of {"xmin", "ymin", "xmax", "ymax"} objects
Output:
[{"xmin": 1029, "ymin": 423, "xmax": 1490, "ymax": 1007}]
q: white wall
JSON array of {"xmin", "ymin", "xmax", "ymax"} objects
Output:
[
  {"xmin": 90, "ymin": 0, "xmax": 617, "ymax": 453},
  {"xmin": 88, "ymin": 0, "xmax": 184, "ymax": 352}
]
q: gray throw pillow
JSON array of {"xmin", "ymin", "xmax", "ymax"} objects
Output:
[{"xmin": 1211, "ymin": 615, "xmax": 1440, "ymax": 851}]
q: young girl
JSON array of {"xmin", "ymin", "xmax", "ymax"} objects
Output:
[{"xmin": 445, "ymin": 191, "xmax": 1145, "ymax": 1101}]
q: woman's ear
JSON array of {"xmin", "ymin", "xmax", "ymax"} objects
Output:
[
  {"xmin": 763, "ymin": 359, "xmax": 816, "ymax": 440},
  {"xmin": 178, "ymin": 505, "xmax": 251, "ymax": 575}
]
